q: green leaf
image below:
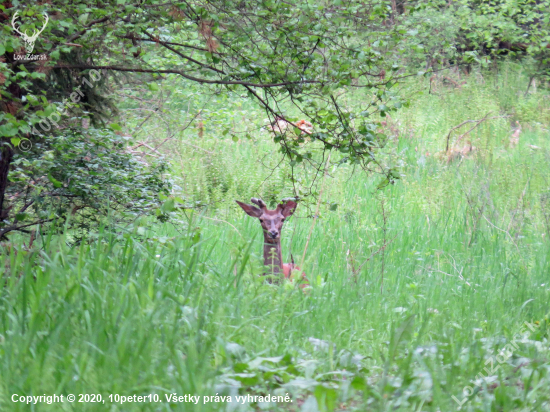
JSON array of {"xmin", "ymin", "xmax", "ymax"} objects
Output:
[
  {"xmin": 231, "ymin": 373, "xmax": 260, "ymax": 386},
  {"xmin": 148, "ymin": 83, "xmax": 159, "ymax": 92},
  {"xmin": 48, "ymin": 173, "xmax": 63, "ymax": 188},
  {"xmin": 30, "ymin": 72, "xmax": 46, "ymax": 79},
  {"xmin": 15, "ymin": 213, "xmax": 27, "ymax": 222},
  {"xmin": 389, "ymin": 315, "xmax": 415, "ymax": 360},
  {"xmin": 0, "ymin": 123, "xmax": 19, "ymax": 137},
  {"xmin": 109, "ymin": 123, "xmax": 122, "ymax": 131},
  {"xmin": 161, "ymin": 197, "xmax": 175, "ymax": 213},
  {"xmin": 314, "ymin": 385, "xmax": 338, "ymax": 412},
  {"xmin": 78, "ymin": 13, "xmax": 89, "ymax": 25},
  {"xmin": 376, "ymin": 177, "xmax": 389, "ymax": 189},
  {"xmin": 300, "ymin": 396, "xmax": 320, "ymax": 412},
  {"xmin": 351, "ymin": 376, "xmax": 367, "ymax": 391}
]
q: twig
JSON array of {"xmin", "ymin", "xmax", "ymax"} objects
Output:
[
  {"xmin": 132, "ymin": 108, "xmax": 159, "ymax": 136},
  {"xmin": 348, "ymin": 234, "xmax": 397, "ymax": 282},
  {"xmin": 132, "ymin": 141, "xmax": 162, "ymax": 154},
  {"xmin": 482, "ymin": 215, "xmax": 522, "ymax": 257},
  {"xmin": 445, "ymin": 113, "xmax": 508, "ymax": 152},
  {"xmin": 426, "ymin": 267, "xmax": 472, "ymax": 287}
]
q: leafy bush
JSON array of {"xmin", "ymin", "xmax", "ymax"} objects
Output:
[{"xmin": 2, "ymin": 127, "xmax": 171, "ymax": 241}]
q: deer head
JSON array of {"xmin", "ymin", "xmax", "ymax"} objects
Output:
[
  {"xmin": 12, "ymin": 11, "xmax": 49, "ymax": 54},
  {"xmin": 236, "ymin": 198, "xmax": 297, "ymax": 242}
]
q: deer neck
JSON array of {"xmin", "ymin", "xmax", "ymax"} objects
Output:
[{"xmin": 263, "ymin": 234, "xmax": 283, "ymax": 275}]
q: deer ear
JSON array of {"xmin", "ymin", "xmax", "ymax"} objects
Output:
[
  {"xmin": 280, "ymin": 200, "xmax": 297, "ymax": 217},
  {"xmin": 236, "ymin": 201, "xmax": 262, "ymax": 217}
]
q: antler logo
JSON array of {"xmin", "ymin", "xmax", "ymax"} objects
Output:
[{"xmin": 11, "ymin": 11, "xmax": 49, "ymax": 54}]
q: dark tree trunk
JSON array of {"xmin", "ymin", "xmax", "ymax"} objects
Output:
[
  {"xmin": 0, "ymin": 144, "xmax": 14, "ymax": 221},
  {"xmin": 1, "ymin": 2, "xmax": 20, "ymax": 223}
]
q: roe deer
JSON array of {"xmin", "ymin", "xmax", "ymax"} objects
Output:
[
  {"xmin": 510, "ymin": 121, "xmax": 521, "ymax": 147},
  {"xmin": 446, "ymin": 141, "xmax": 476, "ymax": 163},
  {"xmin": 236, "ymin": 198, "xmax": 307, "ymax": 286},
  {"xmin": 267, "ymin": 118, "xmax": 313, "ymax": 136}
]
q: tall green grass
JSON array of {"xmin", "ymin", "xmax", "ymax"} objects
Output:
[{"xmin": 1, "ymin": 63, "xmax": 550, "ymax": 411}]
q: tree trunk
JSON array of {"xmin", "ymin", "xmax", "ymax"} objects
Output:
[{"xmin": 0, "ymin": 144, "xmax": 14, "ymax": 221}]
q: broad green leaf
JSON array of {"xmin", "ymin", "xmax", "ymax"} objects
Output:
[
  {"xmin": 161, "ymin": 197, "xmax": 175, "ymax": 213},
  {"xmin": 48, "ymin": 173, "xmax": 63, "ymax": 188}
]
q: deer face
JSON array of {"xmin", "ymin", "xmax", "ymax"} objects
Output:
[{"xmin": 236, "ymin": 199, "xmax": 297, "ymax": 241}]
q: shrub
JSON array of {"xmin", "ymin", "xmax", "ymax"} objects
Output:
[{"xmin": 2, "ymin": 127, "xmax": 171, "ymax": 242}]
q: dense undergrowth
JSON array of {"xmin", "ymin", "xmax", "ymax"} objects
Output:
[{"xmin": 1, "ymin": 64, "xmax": 550, "ymax": 411}]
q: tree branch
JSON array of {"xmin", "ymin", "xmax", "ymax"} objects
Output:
[
  {"xmin": 53, "ymin": 64, "xmax": 319, "ymax": 88},
  {"xmin": 117, "ymin": 34, "xmax": 212, "ymax": 53}
]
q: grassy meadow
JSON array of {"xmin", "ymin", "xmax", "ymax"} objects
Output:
[{"xmin": 1, "ymin": 63, "xmax": 550, "ymax": 411}]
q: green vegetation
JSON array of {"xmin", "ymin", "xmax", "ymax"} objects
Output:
[
  {"xmin": 2, "ymin": 64, "xmax": 550, "ymax": 411},
  {"xmin": 2, "ymin": 0, "xmax": 550, "ymax": 238},
  {"xmin": 2, "ymin": 0, "xmax": 550, "ymax": 410}
]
